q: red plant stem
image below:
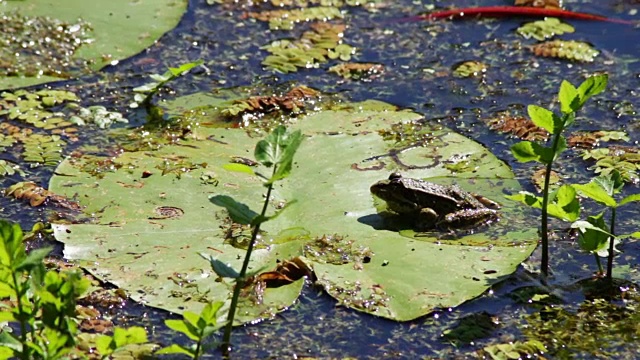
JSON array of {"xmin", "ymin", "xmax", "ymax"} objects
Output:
[{"xmin": 411, "ymin": 6, "xmax": 636, "ymax": 25}]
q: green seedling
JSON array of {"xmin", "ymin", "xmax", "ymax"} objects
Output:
[
  {"xmin": 156, "ymin": 301, "xmax": 224, "ymax": 359},
  {"xmin": 571, "ymin": 170, "xmax": 640, "ymax": 282},
  {"xmin": 507, "ymin": 74, "xmax": 608, "ymax": 277},
  {"xmin": 132, "ymin": 59, "xmax": 204, "ymax": 119},
  {"xmin": 205, "ymin": 125, "xmax": 303, "ymax": 355},
  {"xmin": 0, "ymin": 220, "xmax": 88, "ymax": 359},
  {"xmin": 0, "ymin": 219, "xmax": 155, "ymax": 359},
  {"xmin": 94, "ymin": 327, "xmax": 149, "ymax": 359}
]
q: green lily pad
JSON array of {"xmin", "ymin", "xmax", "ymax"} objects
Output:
[
  {"xmin": 50, "ymin": 98, "xmax": 537, "ymax": 323},
  {"xmin": 0, "ymin": 0, "xmax": 187, "ymax": 90}
]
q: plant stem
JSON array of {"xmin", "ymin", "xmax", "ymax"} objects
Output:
[
  {"xmin": 594, "ymin": 254, "xmax": 603, "ymax": 275},
  {"xmin": 607, "ymin": 207, "xmax": 617, "ymax": 283},
  {"xmin": 10, "ymin": 271, "xmax": 29, "ymax": 360},
  {"xmin": 539, "ymin": 160, "xmax": 553, "ymax": 278},
  {"xmin": 538, "ymin": 113, "xmax": 570, "ymax": 278},
  {"xmin": 193, "ymin": 338, "xmax": 202, "ymax": 360},
  {"xmin": 221, "ymin": 169, "xmax": 276, "ymax": 356}
]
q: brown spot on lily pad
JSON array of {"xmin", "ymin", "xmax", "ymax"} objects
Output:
[{"xmin": 151, "ymin": 206, "xmax": 184, "ymax": 219}]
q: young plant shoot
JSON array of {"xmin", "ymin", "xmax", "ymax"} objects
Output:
[
  {"xmin": 508, "ymin": 74, "xmax": 608, "ymax": 277},
  {"xmin": 132, "ymin": 59, "xmax": 204, "ymax": 121},
  {"xmin": 571, "ymin": 170, "xmax": 640, "ymax": 282},
  {"xmin": 205, "ymin": 125, "xmax": 303, "ymax": 355}
]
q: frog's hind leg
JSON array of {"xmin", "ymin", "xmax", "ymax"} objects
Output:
[
  {"xmin": 438, "ymin": 208, "xmax": 499, "ymax": 230},
  {"xmin": 472, "ymin": 194, "xmax": 501, "ymax": 210}
]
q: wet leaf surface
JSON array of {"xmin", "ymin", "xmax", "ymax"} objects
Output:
[
  {"xmin": 50, "ymin": 98, "xmax": 537, "ymax": 323},
  {"xmin": 0, "ymin": 0, "xmax": 188, "ymax": 89}
]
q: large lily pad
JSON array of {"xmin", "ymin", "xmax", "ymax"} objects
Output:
[
  {"xmin": 0, "ymin": 0, "xmax": 187, "ymax": 90},
  {"xmin": 50, "ymin": 98, "xmax": 537, "ymax": 323}
]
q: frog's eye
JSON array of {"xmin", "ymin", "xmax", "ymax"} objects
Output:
[{"xmin": 389, "ymin": 172, "xmax": 402, "ymax": 180}]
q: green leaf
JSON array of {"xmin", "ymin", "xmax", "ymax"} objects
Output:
[
  {"xmin": 505, "ymin": 191, "xmax": 542, "ymax": 208},
  {"xmin": 155, "ymin": 344, "xmax": 196, "ymax": 357},
  {"xmin": 572, "ymin": 214, "xmax": 612, "ymax": 254},
  {"xmin": 0, "ymin": 220, "xmax": 25, "ymax": 267},
  {"xmin": 164, "ymin": 319, "xmax": 200, "ymax": 341},
  {"xmin": 0, "ymin": 331, "xmax": 22, "ymax": 353},
  {"xmin": 572, "ymin": 182, "xmax": 616, "ymax": 207},
  {"xmin": 576, "ymin": 74, "xmax": 608, "ymax": 108},
  {"xmin": 199, "ymin": 253, "xmax": 240, "ymax": 279},
  {"xmin": 620, "ymin": 193, "xmax": 640, "ymax": 206},
  {"xmin": 149, "ymin": 74, "xmax": 171, "ymax": 82},
  {"xmin": 547, "ymin": 185, "xmax": 580, "ymax": 222},
  {"xmin": 0, "ymin": 346, "xmax": 14, "ymax": 360},
  {"xmin": 168, "ymin": 59, "xmax": 204, "ymax": 76},
  {"xmin": 15, "ymin": 247, "xmax": 51, "ymax": 272},
  {"xmin": 49, "ymin": 98, "xmax": 536, "ymax": 323},
  {"xmin": 0, "ymin": 0, "xmax": 188, "ymax": 90},
  {"xmin": 255, "ymin": 126, "xmax": 289, "ymax": 168},
  {"xmin": 95, "ymin": 335, "xmax": 115, "ymax": 356},
  {"xmin": 209, "ymin": 195, "xmax": 258, "ymax": 225},
  {"xmin": 223, "ymin": 163, "xmax": 256, "ymax": 175},
  {"xmin": 269, "ymin": 130, "xmax": 304, "ymax": 184},
  {"xmin": 510, "ymin": 141, "xmax": 554, "ymax": 164},
  {"xmin": 200, "ymin": 301, "xmax": 224, "ymax": 325},
  {"xmin": 527, "ymin": 105, "xmax": 555, "ymax": 134},
  {"xmin": 0, "ymin": 311, "xmax": 15, "ymax": 322},
  {"xmin": 112, "ymin": 326, "xmax": 147, "ymax": 347},
  {"xmin": 558, "ymin": 80, "xmax": 579, "ymax": 114}
]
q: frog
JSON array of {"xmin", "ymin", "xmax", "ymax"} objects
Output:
[{"xmin": 370, "ymin": 173, "xmax": 500, "ymax": 231}]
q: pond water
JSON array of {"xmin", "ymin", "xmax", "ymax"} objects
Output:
[{"xmin": 2, "ymin": 0, "xmax": 640, "ymax": 358}]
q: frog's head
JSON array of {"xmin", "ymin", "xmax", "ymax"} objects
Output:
[{"xmin": 370, "ymin": 173, "xmax": 405, "ymax": 202}]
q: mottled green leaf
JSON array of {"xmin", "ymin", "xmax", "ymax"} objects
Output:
[
  {"xmin": 50, "ymin": 98, "xmax": 536, "ymax": 323},
  {"xmin": 0, "ymin": 0, "xmax": 188, "ymax": 90}
]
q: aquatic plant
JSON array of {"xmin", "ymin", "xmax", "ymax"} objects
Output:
[
  {"xmin": 572, "ymin": 170, "xmax": 640, "ymax": 282},
  {"xmin": 261, "ymin": 23, "xmax": 355, "ymax": 73},
  {"xmin": 247, "ymin": 6, "xmax": 343, "ymax": 30},
  {"xmin": 206, "ymin": 125, "xmax": 303, "ymax": 354},
  {"xmin": 582, "ymin": 146, "xmax": 640, "ymax": 183},
  {"xmin": 132, "ymin": 59, "xmax": 204, "ymax": 119},
  {"xmin": 516, "ymin": 17, "xmax": 574, "ymax": 41},
  {"xmin": 0, "ymin": 220, "xmax": 152, "ymax": 359},
  {"xmin": 507, "ymin": 74, "xmax": 608, "ymax": 277},
  {"xmin": 156, "ymin": 302, "xmax": 224, "ymax": 359},
  {"xmin": 531, "ymin": 40, "xmax": 599, "ymax": 62}
]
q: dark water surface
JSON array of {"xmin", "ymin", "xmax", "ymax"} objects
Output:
[{"xmin": 3, "ymin": 0, "xmax": 640, "ymax": 358}]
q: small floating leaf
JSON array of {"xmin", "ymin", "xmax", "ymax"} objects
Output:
[
  {"xmin": 567, "ymin": 130, "xmax": 629, "ymax": 149},
  {"xmin": 453, "ymin": 61, "xmax": 488, "ymax": 78},
  {"xmin": 482, "ymin": 340, "xmax": 548, "ymax": 360},
  {"xmin": 582, "ymin": 146, "xmax": 640, "ymax": 183},
  {"xmin": 0, "ymin": 160, "xmax": 25, "ymax": 178},
  {"xmin": 261, "ymin": 23, "xmax": 355, "ymax": 73},
  {"xmin": 531, "ymin": 40, "xmax": 599, "ymax": 62},
  {"xmin": 517, "ymin": 18, "xmax": 574, "ymax": 41},
  {"xmin": 22, "ymin": 134, "xmax": 66, "ymax": 167},
  {"xmin": 248, "ymin": 6, "xmax": 343, "ymax": 30},
  {"xmin": 487, "ymin": 113, "xmax": 549, "ymax": 142},
  {"xmin": 328, "ymin": 62, "xmax": 384, "ymax": 80}
]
